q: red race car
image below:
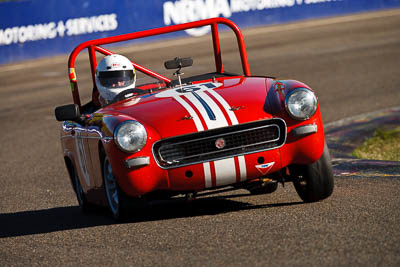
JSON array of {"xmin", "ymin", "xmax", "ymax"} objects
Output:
[{"xmin": 55, "ymin": 18, "xmax": 334, "ymax": 220}]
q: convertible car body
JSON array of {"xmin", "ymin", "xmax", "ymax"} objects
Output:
[{"xmin": 55, "ymin": 18, "xmax": 334, "ymax": 219}]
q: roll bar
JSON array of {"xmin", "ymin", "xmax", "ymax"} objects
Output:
[{"xmin": 68, "ymin": 17, "xmax": 251, "ymax": 109}]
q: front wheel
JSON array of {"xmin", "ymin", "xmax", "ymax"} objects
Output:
[
  {"xmin": 101, "ymin": 148, "xmax": 129, "ymax": 220},
  {"xmin": 72, "ymin": 164, "xmax": 94, "ymax": 212},
  {"xmin": 291, "ymin": 142, "xmax": 334, "ymax": 202}
]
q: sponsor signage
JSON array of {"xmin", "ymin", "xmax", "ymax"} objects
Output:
[{"xmin": 1, "ymin": 0, "xmax": 400, "ymax": 64}]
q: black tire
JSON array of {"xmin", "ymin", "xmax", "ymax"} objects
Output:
[
  {"xmin": 72, "ymin": 164, "xmax": 94, "ymax": 212},
  {"xmin": 100, "ymin": 148, "xmax": 130, "ymax": 220},
  {"xmin": 291, "ymin": 142, "xmax": 334, "ymax": 202}
]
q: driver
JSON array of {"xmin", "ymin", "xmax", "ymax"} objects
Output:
[{"xmin": 95, "ymin": 54, "xmax": 136, "ymax": 106}]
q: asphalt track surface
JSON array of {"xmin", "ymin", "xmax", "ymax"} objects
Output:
[{"xmin": 1, "ymin": 9, "xmax": 400, "ymax": 266}]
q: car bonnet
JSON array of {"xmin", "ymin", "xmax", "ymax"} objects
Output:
[{"xmin": 105, "ymin": 77, "xmax": 275, "ymax": 139}]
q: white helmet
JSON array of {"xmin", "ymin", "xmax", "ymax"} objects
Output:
[{"xmin": 95, "ymin": 54, "xmax": 136, "ymax": 103}]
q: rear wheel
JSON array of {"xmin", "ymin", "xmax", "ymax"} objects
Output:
[
  {"xmin": 101, "ymin": 149, "xmax": 129, "ymax": 220},
  {"xmin": 291, "ymin": 142, "xmax": 334, "ymax": 202}
]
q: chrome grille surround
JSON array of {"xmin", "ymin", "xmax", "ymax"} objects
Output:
[{"xmin": 153, "ymin": 118, "xmax": 287, "ymax": 169}]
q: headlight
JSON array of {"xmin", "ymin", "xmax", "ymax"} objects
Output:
[
  {"xmin": 285, "ymin": 88, "xmax": 318, "ymax": 120},
  {"xmin": 114, "ymin": 120, "xmax": 147, "ymax": 153}
]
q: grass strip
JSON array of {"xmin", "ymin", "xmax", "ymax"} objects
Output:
[{"xmin": 352, "ymin": 126, "xmax": 400, "ymax": 161}]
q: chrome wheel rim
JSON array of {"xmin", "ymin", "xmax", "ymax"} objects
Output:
[{"xmin": 103, "ymin": 157, "xmax": 119, "ymax": 215}]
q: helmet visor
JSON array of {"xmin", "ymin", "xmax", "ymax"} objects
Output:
[{"xmin": 98, "ymin": 70, "xmax": 135, "ymax": 88}]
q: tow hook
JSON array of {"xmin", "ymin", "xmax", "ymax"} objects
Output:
[{"xmin": 185, "ymin": 192, "xmax": 197, "ymax": 202}]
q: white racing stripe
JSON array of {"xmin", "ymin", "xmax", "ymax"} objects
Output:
[
  {"xmin": 207, "ymin": 89, "xmax": 247, "ymax": 182},
  {"xmin": 169, "ymin": 83, "xmax": 247, "ymax": 187},
  {"xmin": 203, "ymin": 162, "xmax": 212, "ymax": 188},
  {"xmin": 214, "ymin": 158, "xmax": 237, "ymax": 186},
  {"xmin": 207, "ymin": 89, "xmax": 238, "ymax": 125},
  {"xmin": 238, "ymin": 157, "xmax": 247, "ymax": 182},
  {"xmin": 185, "ymin": 92, "xmax": 228, "ymax": 129},
  {"xmin": 185, "ymin": 90, "xmax": 237, "ymax": 186},
  {"xmin": 173, "ymin": 96, "xmax": 204, "ymax": 131},
  {"xmin": 174, "ymin": 95, "xmax": 212, "ymax": 188}
]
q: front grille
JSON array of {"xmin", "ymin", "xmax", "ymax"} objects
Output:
[{"xmin": 153, "ymin": 118, "xmax": 286, "ymax": 169}]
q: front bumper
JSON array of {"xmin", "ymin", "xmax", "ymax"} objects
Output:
[{"xmin": 109, "ymin": 115, "xmax": 325, "ymax": 197}]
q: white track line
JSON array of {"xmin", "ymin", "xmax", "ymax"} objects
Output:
[{"xmin": 325, "ymin": 106, "xmax": 400, "ymax": 129}]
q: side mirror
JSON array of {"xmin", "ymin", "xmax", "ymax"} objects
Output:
[
  {"xmin": 55, "ymin": 104, "xmax": 81, "ymax": 122},
  {"xmin": 164, "ymin": 57, "xmax": 193, "ymax": 69}
]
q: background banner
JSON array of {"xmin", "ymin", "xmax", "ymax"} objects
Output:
[{"xmin": 1, "ymin": 0, "xmax": 400, "ymax": 64}]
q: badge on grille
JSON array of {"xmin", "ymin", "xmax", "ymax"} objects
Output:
[{"xmin": 215, "ymin": 138, "xmax": 226, "ymax": 149}]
